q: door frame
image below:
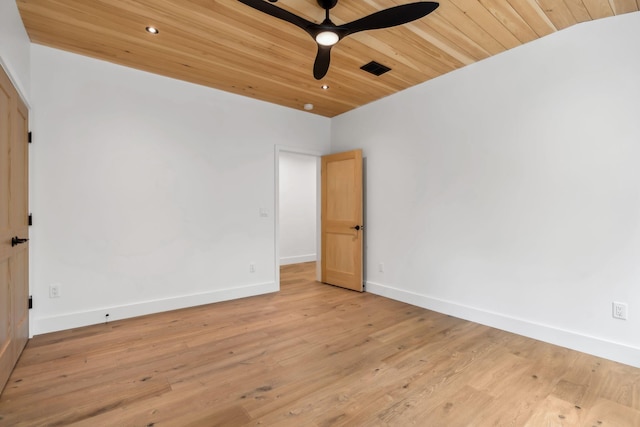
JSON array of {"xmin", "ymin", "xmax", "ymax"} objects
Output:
[{"xmin": 274, "ymin": 145, "xmax": 323, "ymax": 289}]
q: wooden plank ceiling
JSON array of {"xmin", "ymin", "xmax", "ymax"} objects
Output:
[{"xmin": 16, "ymin": 0, "xmax": 639, "ymax": 117}]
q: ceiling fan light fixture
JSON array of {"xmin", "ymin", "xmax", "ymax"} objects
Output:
[{"xmin": 315, "ymin": 31, "xmax": 339, "ymax": 46}]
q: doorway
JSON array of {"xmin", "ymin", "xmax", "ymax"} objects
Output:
[{"xmin": 275, "ymin": 147, "xmax": 321, "ymax": 288}]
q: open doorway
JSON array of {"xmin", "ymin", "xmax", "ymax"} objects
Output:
[{"xmin": 275, "ymin": 147, "xmax": 321, "ymax": 288}]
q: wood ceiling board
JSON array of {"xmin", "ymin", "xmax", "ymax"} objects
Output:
[
  {"xmin": 534, "ymin": 0, "xmax": 579, "ymax": 29},
  {"xmin": 505, "ymin": 0, "xmax": 556, "ymax": 37},
  {"xmin": 397, "ymin": 26, "xmax": 468, "ymax": 72},
  {"xmin": 449, "ymin": 0, "xmax": 523, "ymax": 49},
  {"xmin": 16, "ymin": 0, "xmax": 640, "ymax": 118},
  {"xmin": 609, "ymin": 0, "xmax": 639, "ymax": 14},
  {"xmin": 409, "ymin": 22, "xmax": 479, "ymax": 65},
  {"xmin": 562, "ymin": 0, "xmax": 594, "ymax": 23},
  {"xmin": 423, "ymin": 13, "xmax": 492, "ymax": 60},
  {"xmin": 437, "ymin": 3, "xmax": 508, "ymax": 55},
  {"xmin": 478, "ymin": 0, "xmax": 539, "ymax": 43},
  {"xmin": 581, "ymin": 0, "xmax": 615, "ymax": 18}
]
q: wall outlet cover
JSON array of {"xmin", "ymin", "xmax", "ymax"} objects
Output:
[{"xmin": 613, "ymin": 302, "xmax": 628, "ymax": 320}]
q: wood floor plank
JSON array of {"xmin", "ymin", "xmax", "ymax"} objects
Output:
[
  {"xmin": 1, "ymin": 261, "xmax": 639, "ymax": 426},
  {"xmin": 523, "ymin": 394, "xmax": 583, "ymax": 426}
]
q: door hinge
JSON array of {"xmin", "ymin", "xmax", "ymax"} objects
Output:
[
  {"xmin": 28, "ymin": 131, "xmax": 32, "ymax": 143},
  {"xmin": 28, "ymin": 295, "xmax": 33, "ymax": 309},
  {"xmin": 28, "ymin": 213, "xmax": 33, "ymax": 226}
]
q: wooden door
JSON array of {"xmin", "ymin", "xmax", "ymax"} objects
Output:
[
  {"xmin": 321, "ymin": 149, "xmax": 363, "ymax": 292},
  {"xmin": 0, "ymin": 66, "xmax": 29, "ymax": 394}
]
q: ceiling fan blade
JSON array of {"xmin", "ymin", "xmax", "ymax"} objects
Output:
[
  {"xmin": 238, "ymin": 0, "xmax": 316, "ymax": 36},
  {"xmin": 343, "ymin": 2, "xmax": 439, "ymax": 36},
  {"xmin": 313, "ymin": 44, "xmax": 332, "ymax": 80}
]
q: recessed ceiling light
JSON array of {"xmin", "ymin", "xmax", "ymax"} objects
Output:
[
  {"xmin": 145, "ymin": 26, "xmax": 159, "ymax": 34},
  {"xmin": 321, "ymin": 84, "xmax": 329, "ymax": 90},
  {"xmin": 303, "ymin": 103, "xmax": 314, "ymax": 111}
]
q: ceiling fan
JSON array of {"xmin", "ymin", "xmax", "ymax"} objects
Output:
[{"xmin": 238, "ymin": 0, "xmax": 439, "ymax": 79}]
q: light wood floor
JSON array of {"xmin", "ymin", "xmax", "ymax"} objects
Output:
[{"xmin": 1, "ymin": 262, "xmax": 639, "ymax": 426}]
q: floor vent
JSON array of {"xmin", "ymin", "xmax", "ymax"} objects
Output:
[{"xmin": 360, "ymin": 61, "xmax": 391, "ymax": 76}]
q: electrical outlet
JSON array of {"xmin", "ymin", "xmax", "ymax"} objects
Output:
[
  {"xmin": 612, "ymin": 302, "xmax": 628, "ymax": 320},
  {"xmin": 49, "ymin": 284, "xmax": 61, "ymax": 298},
  {"xmin": 249, "ymin": 263, "xmax": 256, "ymax": 273},
  {"xmin": 378, "ymin": 262, "xmax": 384, "ymax": 273}
]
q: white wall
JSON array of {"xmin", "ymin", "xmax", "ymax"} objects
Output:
[
  {"xmin": 331, "ymin": 12, "xmax": 640, "ymax": 368},
  {"xmin": 279, "ymin": 152, "xmax": 317, "ymax": 265},
  {"xmin": 0, "ymin": 0, "xmax": 30, "ymax": 101},
  {"xmin": 30, "ymin": 45, "xmax": 330, "ymax": 334}
]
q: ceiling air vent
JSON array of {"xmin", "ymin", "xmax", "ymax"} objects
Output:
[{"xmin": 360, "ymin": 61, "xmax": 391, "ymax": 76}]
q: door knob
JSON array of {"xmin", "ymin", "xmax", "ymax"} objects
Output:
[
  {"xmin": 350, "ymin": 225, "xmax": 364, "ymax": 231},
  {"xmin": 11, "ymin": 236, "xmax": 29, "ymax": 247}
]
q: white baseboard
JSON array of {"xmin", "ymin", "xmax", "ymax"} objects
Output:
[
  {"xmin": 279, "ymin": 254, "xmax": 316, "ymax": 265},
  {"xmin": 33, "ymin": 281, "xmax": 277, "ymax": 335},
  {"xmin": 366, "ymin": 281, "xmax": 640, "ymax": 369}
]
